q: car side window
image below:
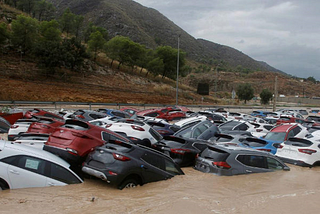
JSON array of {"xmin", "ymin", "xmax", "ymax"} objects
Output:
[
  {"xmin": 235, "ymin": 123, "xmax": 248, "ymax": 131},
  {"xmin": 266, "ymin": 157, "xmax": 284, "ymax": 170},
  {"xmin": 292, "ymin": 126, "xmax": 302, "ymax": 135},
  {"xmin": 287, "ymin": 130, "xmax": 295, "ymax": 139},
  {"xmin": 145, "ymin": 112, "xmax": 159, "ymax": 117},
  {"xmin": 2, "ymin": 155, "xmax": 46, "ymax": 176},
  {"xmin": 47, "ymin": 162, "xmax": 81, "ymax": 184},
  {"xmin": 141, "ymin": 152, "xmax": 165, "ymax": 171},
  {"xmin": 164, "ymin": 159, "xmax": 182, "ymax": 175},
  {"xmin": 193, "ymin": 128, "xmax": 202, "ymax": 138},
  {"xmin": 237, "ymin": 155, "xmax": 267, "ymax": 169}
]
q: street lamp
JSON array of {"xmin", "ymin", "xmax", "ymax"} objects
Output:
[{"xmin": 176, "ymin": 34, "xmax": 180, "ymax": 105}]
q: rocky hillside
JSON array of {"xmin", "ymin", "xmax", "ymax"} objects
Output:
[{"xmin": 47, "ymin": 0, "xmax": 282, "ymax": 73}]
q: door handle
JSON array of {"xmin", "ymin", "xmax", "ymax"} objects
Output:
[
  {"xmin": 246, "ymin": 170, "xmax": 252, "ymax": 173},
  {"xmin": 48, "ymin": 182, "xmax": 55, "ymax": 186},
  {"xmin": 9, "ymin": 170, "xmax": 20, "ymax": 175}
]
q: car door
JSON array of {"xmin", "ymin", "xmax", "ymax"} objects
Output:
[
  {"xmin": 236, "ymin": 155, "xmax": 272, "ymax": 174},
  {"xmin": 3, "ymin": 155, "xmax": 48, "ymax": 189},
  {"xmin": 140, "ymin": 152, "xmax": 173, "ymax": 183}
]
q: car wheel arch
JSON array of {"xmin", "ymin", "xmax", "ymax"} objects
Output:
[{"xmin": 118, "ymin": 174, "xmax": 143, "ymax": 190}]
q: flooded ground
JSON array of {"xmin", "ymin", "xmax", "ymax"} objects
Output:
[{"xmin": 1, "ymin": 165, "xmax": 320, "ymax": 214}]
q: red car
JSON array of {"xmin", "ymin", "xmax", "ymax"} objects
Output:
[
  {"xmin": 119, "ymin": 107, "xmax": 140, "ymax": 116},
  {"xmin": 43, "ymin": 119, "xmax": 131, "ymax": 165},
  {"xmin": 276, "ymin": 116, "xmax": 309, "ymax": 126},
  {"xmin": 24, "ymin": 108, "xmax": 64, "ymax": 120},
  {"xmin": 26, "ymin": 117, "xmax": 65, "ymax": 134},
  {"xmin": 0, "ymin": 112, "xmax": 24, "ymax": 125},
  {"xmin": 137, "ymin": 107, "xmax": 186, "ymax": 121}
]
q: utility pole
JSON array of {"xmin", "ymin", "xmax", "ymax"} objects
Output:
[
  {"xmin": 214, "ymin": 64, "xmax": 219, "ymax": 98},
  {"xmin": 273, "ymin": 76, "xmax": 278, "ymax": 112},
  {"xmin": 175, "ymin": 35, "xmax": 180, "ymax": 105}
]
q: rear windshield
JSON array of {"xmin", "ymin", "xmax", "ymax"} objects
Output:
[
  {"xmin": 264, "ymin": 132, "xmax": 286, "ymax": 142},
  {"xmin": 242, "ymin": 138, "xmax": 267, "ymax": 147},
  {"xmin": 284, "ymin": 138, "xmax": 313, "ymax": 147},
  {"xmin": 200, "ymin": 147, "xmax": 230, "ymax": 161},
  {"xmin": 219, "ymin": 121, "xmax": 241, "ymax": 131}
]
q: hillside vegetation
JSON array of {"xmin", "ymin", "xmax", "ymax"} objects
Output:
[{"xmin": 1, "ymin": 1, "xmax": 320, "ymax": 105}]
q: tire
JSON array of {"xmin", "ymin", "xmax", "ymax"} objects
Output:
[
  {"xmin": 118, "ymin": 179, "xmax": 138, "ymax": 190},
  {"xmin": 0, "ymin": 180, "xmax": 8, "ymax": 191}
]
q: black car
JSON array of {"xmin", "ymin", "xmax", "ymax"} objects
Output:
[
  {"xmin": 194, "ymin": 144, "xmax": 290, "ymax": 176},
  {"xmin": 152, "ymin": 136, "xmax": 212, "ymax": 167},
  {"xmin": 82, "ymin": 142, "xmax": 184, "ymax": 189},
  {"xmin": 153, "ymin": 121, "xmax": 220, "ymax": 167}
]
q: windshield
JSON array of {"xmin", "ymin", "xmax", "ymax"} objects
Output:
[{"xmin": 264, "ymin": 132, "xmax": 286, "ymax": 142}]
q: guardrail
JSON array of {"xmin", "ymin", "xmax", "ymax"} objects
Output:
[{"xmin": 0, "ymin": 100, "xmax": 274, "ymax": 113}]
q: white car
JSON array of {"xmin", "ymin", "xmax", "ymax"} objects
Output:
[
  {"xmin": 13, "ymin": 133, "xmax": 49, "ymax": 150},
  {"xmin": 7, "ymin": 119, "xmax": 38, "ymax": 141},
  {"xmin": 89, "ymin": 116, "xmax": 120, "ymax": 127},
  {"xmin": 275, "ymin": 132, "xmax": 320, "ymax": 167},
  {"xmin": 106, "ymin": 118, "xmax": 163, "ymax": 145},
  {"xmin": 0, "ymin": 140, "xmax": 83, "ymax": 190},
  {"xmin": 171, "ymin": 115, "xmax": 207, "ymax": 131}
]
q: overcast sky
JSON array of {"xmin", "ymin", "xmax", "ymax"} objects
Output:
[{"xmin": 133, "ymin": 0, "xmax": 320, "ymax": 80}]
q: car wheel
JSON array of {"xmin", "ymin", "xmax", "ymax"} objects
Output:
[
  {"xmin": 0, "ymin": 181, "xmax": 8, "ymax": 191},
  {"xmin": 118, "ymin": 179, "xmax": 138, "ymax": 190}
]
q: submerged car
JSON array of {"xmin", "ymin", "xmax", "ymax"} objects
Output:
[
  {"xmin": 26, "ymin": 117, "xmax": 65, "ymax": 134},
  {"xmin": 194, "ymin": 144, "xmax": 290, "ymax": 176},
  {"xmin": 275, "ymin": 134, "xmax": 320, "ymax": 167},
  {"xmin": 7, "ymin": 118, "xmax": 38, "ymax": 141},
  {"xmin": 0, "ymin": 140, "xmax": 83, "ymax": 190},
  {"xmin": 43, "ymin": 119, "xmax": 131, "ymax": 165},
  {"xmin": 82, "ymin": 142, "xmax": 184, "ymax": 189}
]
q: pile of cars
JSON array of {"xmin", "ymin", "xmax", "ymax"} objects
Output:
[{"xmin": 1, "ymin": 106, "xmax": 320, "ymax": 191}]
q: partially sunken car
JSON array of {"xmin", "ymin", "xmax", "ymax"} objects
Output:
[
  {"xmin": 0, "ymin": 140, "xmax": 83, "ymax": 190},
  {"xmin": 194, "ymin": 144, "xmax": 290, "ymax": 176},
  {"xmin": 82, "ymin": 142, "xmax": 184, "ymax": 189}
]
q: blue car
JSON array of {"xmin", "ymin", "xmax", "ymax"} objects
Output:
[
  {"xmin": 145, "ymin": 120, "xmax": 175, "ymax": 136},
  {"xmin": 250, "ymin": 110, "xmax": 272, "ymax": 118},
  {"xmin": 239, "ymin": 137, "xmax": 281, "ymax": 154}
]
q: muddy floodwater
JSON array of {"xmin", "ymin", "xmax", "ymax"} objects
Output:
[{"xmin": 1, "ymin": 165, "xmax": 320, "ymax": 214}]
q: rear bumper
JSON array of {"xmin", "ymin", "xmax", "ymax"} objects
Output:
[{"xmin": 82, "ymin": 166, "xmax": 110, "ymax": 183}]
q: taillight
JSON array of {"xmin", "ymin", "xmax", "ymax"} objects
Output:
[
  {"xmin": 256, "ymin": 129, "xmax": 263, "ymax": 132},
  {"xmin": 257, "ymin": 149, "xmax": 271, "ymax": 152},
  {"xmin": 113, "ymin": 153, "xmax": 131, "ymax": 161},
  {"xmin": 157, "ymin": 130, "xmax": 170, "ymax": 135},
  {"xmin": 10, "ymin": 125, "xmax": 19, "ymax": 129},
  {"xmin": 131, "ymin": 125, "xmax": 145, "ymax": 131},
  {"xmin": 298, "ymin": 149, "xmax": 317, "ymax": 155},
  {"xmin": 129, "ymin": 137, "xmax": 139, "ymax": 142},
  {"xmin": 212, "ymin": 161, "xmax": 231, "ymax": 169},
  {"xmin": 195, "ymin": 153, "xmax": 199, "ymax": 158},
  {"xmin": 170, "ymin": 148, "xmax": 191, "ymax": 155},
  {"xmin": 76, "ymin": 115, "xmax": 85, "ymax": 119},
  {"xmin": 105, "ymin": 124, "xmax": 112, "ymax": 128}
]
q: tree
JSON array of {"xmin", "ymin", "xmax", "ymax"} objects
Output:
[
  {"xmin": 0, "ymin": 23, "xmax": 10, "ymax": 46},
  {"xmin": 307, "ymin": 76, "xmax": 317, "ymax": 84},
  {"xmin": 59, "ymin": 8, "xmax": 76, "ymax": 36},
  {"xmin": 84, "ymin": 23, "xmax": 108, "ymax": 43},
  {"xmin": 11, "ymin": 15, "xmax": 39, "ymax": 53},
  {"xmin": 39, "ymin": 20, "xmax": 61, "ymax": 42},
  {"xmin": 155, "ymin": 46, "xmax": 186, "ymax": 79},
  {"xmin": 34, "ymin": 0, "xmax": 55, "ymax": 21},
  {"xmin": 260, "ymin": 88, "xmax": 273, "ymax": 105},
  {"xmin": 88, "ymin": 31, "xmax": 106, "ymax": 61},
  {"xmin": 236, "ymin": 83, "xmax": 254, "ymax": 104},
  {"xmin": 147, "ymin": 57, "xmax": 164, "ymax": 77}
]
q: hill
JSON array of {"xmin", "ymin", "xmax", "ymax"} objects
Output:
[{"xmin": 47, "ymin": 0, "xmax": 282, "ymax": 73}]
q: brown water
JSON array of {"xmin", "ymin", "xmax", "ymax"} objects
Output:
[{"xmin": 1, "ymin": 165, "xmax": 320, "ymax": 214}]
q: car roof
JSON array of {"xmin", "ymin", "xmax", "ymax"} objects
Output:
[
  {"xmin": 271, "ymin": 123, "xmax": 297, "ymax": 132},
  {"xmin": 0, "ymin": 140, "xmax": 70, "ymax": 167}
]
